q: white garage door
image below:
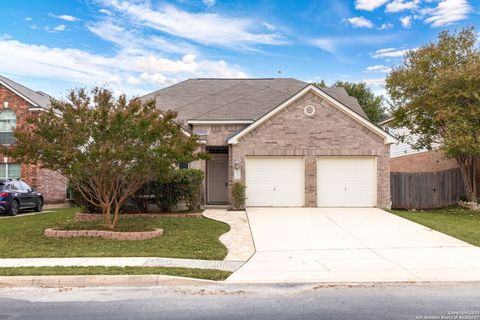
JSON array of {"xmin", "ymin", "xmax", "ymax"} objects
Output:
[
  {"xmin": 317, "ymin": 157, "xmax": 376, "ymax": 207},
  {"xmin": 245, "ymin": 157, "xmax": 305, "ymax": 207}
]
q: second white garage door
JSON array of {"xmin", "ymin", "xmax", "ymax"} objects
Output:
[
  {"xmin": 317, "ymin": 157, "xmax": 376, "ymax": 207},
  {"xmin": 245, "ymin": 157, "xmax": 304, "ymax": 207}
]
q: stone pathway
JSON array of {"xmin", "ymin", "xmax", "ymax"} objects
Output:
[
  {"xmin": 0, "ymin": 257, "xmax": 243, "ymax": 272},
  {"xmin": 202, "ymin": 209, "xmax": 256, "ymax": 262}
]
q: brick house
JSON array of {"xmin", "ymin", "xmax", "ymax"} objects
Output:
[
  {"xmin": 143, "ymin": 78, "xmax": 395, "ymax": 208},
  {"xmin": 380, "ymin": 117, "xmax": 480, "ymax": 198},
  {"xmin": 0, "ymin": 75, "xmax": 67, "ymax": 203}
]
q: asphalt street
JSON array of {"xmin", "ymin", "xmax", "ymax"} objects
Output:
[{"xmin": 0, "ymin": 282, "xmax": 479, "ymax": 320}]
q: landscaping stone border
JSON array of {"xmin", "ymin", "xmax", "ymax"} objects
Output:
[
  {"xmin": 74, "ymin": 212, "xmax": 202, "ymax": 222},
  {"xmin": 44, "ymin": 228, "xmax": 164, "ymax": 241}
]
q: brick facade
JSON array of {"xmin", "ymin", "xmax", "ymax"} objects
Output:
[
  {"xmin": 191, "ymin": 90, "xmax": 391, "ymax": 208},
  {"xmin": 230, "ymin": 91, "xmax": 391, "ymax": 208},
  {"xmin": 191, "ymin": 124, "xmax": 248, "ymax": 146},
  {"xmin": 390, "ymin": 150, "xmax": 458, "ymax": 173},
  {"xmin": 0, "ymin": 83, "xmax": 67, "ymax": 204}
]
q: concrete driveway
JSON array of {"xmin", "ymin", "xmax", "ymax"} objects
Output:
[{"xmin": 227, "ymin": 208, "xmax": 480, "ymax": 283}]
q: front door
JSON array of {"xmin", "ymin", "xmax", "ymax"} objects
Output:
[{"xmin": 207, "ymin": 152, "xmax": 229, "ymax": 204}]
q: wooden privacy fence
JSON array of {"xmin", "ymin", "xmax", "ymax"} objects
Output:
[{"xmin": 390, "ymin": 168, "xmax": 465, "ymax": 210}]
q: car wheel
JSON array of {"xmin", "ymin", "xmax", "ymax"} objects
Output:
[
  {"xmin": 8, "ymin": 200, "xmax": 19, "ymax": 216},
  {"xmin": 34, "ymin": 198, "xmax": 43, "ymax": 212}
]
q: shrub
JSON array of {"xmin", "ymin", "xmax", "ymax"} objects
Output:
[
  {"xmin": 70, "ymin": 185, "xmax": 101, "ymax": 213},
  {"xmin": 152, "ymin": 174, "xmax": 183, "ymax": 212},
  {"xmin": 175, "ymin": 169, "xmax": 204, "ymax": 211},
  {"xmin": 75, "ymin": 169, "xmax": 205, "ymax": 213},
  {"xmin": 132, "ymin": 169, "xmax": 204, "ymax": 212},
  {"xmin": 231, "ymin": 181, "xmax": 246, "ymax": 210}
]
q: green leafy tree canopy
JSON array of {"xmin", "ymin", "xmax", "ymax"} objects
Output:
[
  {"xmin": 315, "ymin": 81, "xmax": 386, "ymax": 123},
  {"xmin": 386, "ymin": 27, "xmax": 480, "ymax": 201},
  {"xmin": 2, "ymin": 88, "xmax": 204, "ymax": 228}
]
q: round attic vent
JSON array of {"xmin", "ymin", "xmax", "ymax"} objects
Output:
[{"xmin": 304, "ymin": 104, "xmax": 316, "ymax": 116}]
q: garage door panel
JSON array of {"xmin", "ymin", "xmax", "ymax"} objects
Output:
[
  {"xmin": 317, "ymin": 157, "xmax": 376, "ymax": 207},
  {"xmin": 245, "ymin": 157, "xmax": 304, "ymax": 207}
]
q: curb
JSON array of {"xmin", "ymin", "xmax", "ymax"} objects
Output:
[{"xmin": 0, "ymin": 275, "xmax": 220, "ymax": 288}]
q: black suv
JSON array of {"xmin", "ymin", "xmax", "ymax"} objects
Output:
[{"xmin": 0, "ymin": 179, "xmax": 43, "ymax": 216}]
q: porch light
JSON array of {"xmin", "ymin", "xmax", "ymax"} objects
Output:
[{"xmin": 234, "ymin": 160, "xmax": 241, "ymax": 180}]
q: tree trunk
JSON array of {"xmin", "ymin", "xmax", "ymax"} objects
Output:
[
  {"xmin": 112, "ymin": 205, "xmax": 120, "ymax": 229},
  {"xmin": 456, "ymin": 156, "xmax": 478, "ymax": 202},
  {"xmin": 103, "ymin": 203, "xmax": 114, "ymax": 229}
]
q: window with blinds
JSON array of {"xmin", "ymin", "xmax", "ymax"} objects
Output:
[
  {"xmin": 0, "ymin": 163, "xmax": 21, "ymax": 179},
  {"xmin": 0, "ymin": 108, "xmax": 16, "ymax": 145}
]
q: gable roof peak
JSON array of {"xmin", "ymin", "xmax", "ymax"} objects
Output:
[{"xmin": 0, "ymin": 75, "xmax": 51, "ymax": 109}]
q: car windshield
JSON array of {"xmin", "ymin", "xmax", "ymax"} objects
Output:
[{"xmin": 0, "ymin": 183, "xmax": 6, "ymax": 192}]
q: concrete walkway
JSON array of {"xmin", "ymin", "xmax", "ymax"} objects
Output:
[
  {"xmin": 0, "ymin": 257, "xmax": 243, "ymax": 272},
  {"xmin": 227, "ymin": 207, "xmax": 480, "ymax": 283},
  {"xmin": 202, "ymin": 209, "xmax": 255, "ymax": 262}
]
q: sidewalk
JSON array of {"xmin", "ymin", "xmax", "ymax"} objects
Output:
[{"xmin": 0, "ymin": 257, "xmax": 244, "ymax": 272}]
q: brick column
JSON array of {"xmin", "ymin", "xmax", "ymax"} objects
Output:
[{"xmin": 305, "ymin": 156, "xmax": 316, "ymax": 207}]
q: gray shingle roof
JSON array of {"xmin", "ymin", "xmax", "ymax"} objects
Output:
[
  {"xmin": 0, "ymin": 75, "xmax": 51, "ymax": 109},
  {"xmin": 141, "ymin": 78, "xmax": 368, "ymax": 122}
]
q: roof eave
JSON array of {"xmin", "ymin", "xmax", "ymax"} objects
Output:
[{"xmin": 0, "ymin": 78, "xmax": 42, "ymax": 108}]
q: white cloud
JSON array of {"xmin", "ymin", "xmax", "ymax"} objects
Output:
[
  {"xmin": 203, "ymin": 0, "xmax": 215, "ymax": 6},
  {"xmin": 263, "ymin": 22, "xmax": 276, "ymax": 31},
  {"xmin": 346, "ymin": 16, "xmax": 374, "ymax": 28},
  {"xmin": 99, "ymin": 9, "xmax": 112, "ymax": 15},
  {"xmin": 378, "ymin": 22, "xmax": 393, "ymax": 30},
  {"xmin": 365, "ymin": 65, "xmax": 392, "ymax": 73},
  {"xmin": 0, "ymin": 37, "xmax": 247, "ymax": 96},
  {"xmin": 25, "ymin": 17, "xmax": 32, "ymax": 21},
  {"xmin": 53, "ymin": 24, "xmax": 66, "ymax": 32},
  {"xmin": 363, "ymin": 77, "xmax": 386, "ymax": 85},
  {"xmin": 372, "ymin": 47, "xmax": 411, "ymax": 58},
  {"xmin": 422, "ymin": 0, "xmax": 471, "ymax": 27},
  {"xmin": 386, "ymin": 0, "xmax": 419, "ymax": 13},
  {"xmin": 311, "ymin": 34, "xmax": 398, "ymax": 54},
  {"xmin": 355, "ymin": 0, "xmax": 389, "ymax": 11},
  {"xmin": 310, "ymin": 38, "xmax": 337, "ymax": 54},
  {"xmin": 400, "ymin": 16, "xmax": 413, "ymax": 28},
  {"xmin": 48, "ymin": 13, "xmax": 80, "ymax": 22},
  {"xmin": 87, "ymin": 20, "xmax": 195, "ymax": 55},
  {"xmin": 98, "ymin": 0, "xmax": 286, "ymax": 50}
]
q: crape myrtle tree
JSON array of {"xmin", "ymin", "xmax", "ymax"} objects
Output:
[
  {"xmin": 2, "ymin": 87, "xmax": 204, "ymax": 228},
  {"xmin": 386, "ymin": 27, "xmax": 480, "ymax": 201}
]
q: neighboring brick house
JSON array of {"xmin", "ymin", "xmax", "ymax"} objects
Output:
[
  {"xmin": 379, "ymin": 117, "xmax": 480, "ymax": 198},
  {"xmin": 143, "ymin": 78, "xmax": 395, "ymax": 209},
  {"xmin": 0, "ymin": 75, "xmax": 67, "ymax": 203}
]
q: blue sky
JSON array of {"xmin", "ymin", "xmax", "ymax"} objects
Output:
[{"xmin": 0, "ymin": 0, "xmax": 478, "ymax": 98}]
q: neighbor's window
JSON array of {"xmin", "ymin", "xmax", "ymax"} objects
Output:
[
  {"xmin": 178, "ymin": 162, "xmax": 189, "ymax": 169},
  {"xmin": 0, "ymin": 163, "xmax": 21, "ymax": 179},
  {"xmin": 0, "ymin": 109, "xmax": 17, "ymax": 145}
]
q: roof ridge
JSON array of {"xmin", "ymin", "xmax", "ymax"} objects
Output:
[{"xmin": 193, "ymin": 78, "xmax": 278, "ymax": 80}]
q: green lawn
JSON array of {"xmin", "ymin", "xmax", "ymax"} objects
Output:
[
  {"xmin": 0, "ymin": 208, "xmax": 229, "ymax": 260},
  {"xmin": 391, "ymin": 206, "xmax": 480, "ymax": 246},
  {"xmin": 0, "ymin": 266, "xmax": 231, "ymax": 280}
]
